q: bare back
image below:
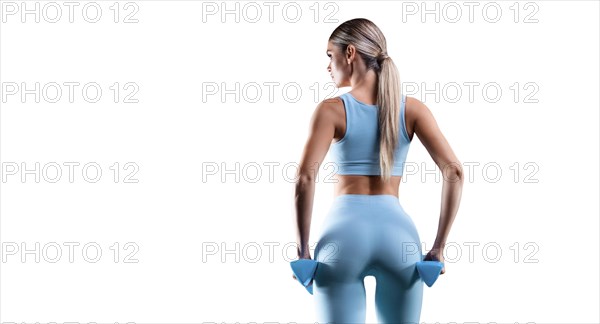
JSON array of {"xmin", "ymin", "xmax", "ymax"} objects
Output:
[{"xmin": 328, "ymin": 95, "xmax": 417, "ymax": 198}]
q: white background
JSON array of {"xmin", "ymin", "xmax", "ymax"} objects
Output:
[{"xmin": 1, "ymin": 0, "xmax": 599, "ymax": 323}]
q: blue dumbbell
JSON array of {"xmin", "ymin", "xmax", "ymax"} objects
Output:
[
  {"xmin": 415, "ymin": 254, "xmax": 444, "ymax": 287},
  {"xmin": 290, "ymin": 259, "xmax": 319, "ymax": 295}
]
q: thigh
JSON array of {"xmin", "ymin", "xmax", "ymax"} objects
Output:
[
  {"xmin": 374, "ymin": 267, "xmax": 423, "ymax": 324},
  {"xmin": 314, "ymin": 278, "xmax": 368, "ymax": 323}
]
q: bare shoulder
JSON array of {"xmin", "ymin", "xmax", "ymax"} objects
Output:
[
  {"xmin": 304, "ymin": 96, "xmax": 344, "ymax": 135},
  {"xmin": 321, "ymin": 95, "xmax": 344, "ymax": 110},
  {"xmin": 314, "ymin": 96, "xmax": 344, "ymax": 119},
  {"xmin": 405, "ymin": 95, "xmax": 437, "ymax": 129},
  {"xmin": 405, "ymin": 95, "xmax": 431, "ymax": 118},
  {"xmin": 310, "ymin": 96, "xmax": 345, "ymax": 140}
]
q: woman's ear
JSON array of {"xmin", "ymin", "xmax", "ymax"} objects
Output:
[{"xmin": 346, "ymin": 44, "xmax": 355, "ymax": 64}]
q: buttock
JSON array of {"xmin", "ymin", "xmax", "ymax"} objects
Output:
[
  {"xmin": 310, "ymin": 197, "xmax": 427, "ymax": 323},
  {"xmin": 314, "ymin": 194, "xmax": 422, "ymax": 283}
]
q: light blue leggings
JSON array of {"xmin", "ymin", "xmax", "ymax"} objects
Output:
[{"xmin": 313, "ymin": 194, "xmax": 424, "ymax": 324}]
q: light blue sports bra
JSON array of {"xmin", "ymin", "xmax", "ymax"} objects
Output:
[{"xmin": 328, "ymin": 91, "xmax": 411, "ymax": 176}]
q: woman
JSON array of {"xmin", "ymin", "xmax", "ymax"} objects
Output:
[{"xmin": 293, "ymin": 18, "xmax": 464, "ymax": 323}]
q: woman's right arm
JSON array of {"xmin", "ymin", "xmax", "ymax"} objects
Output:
[{"xmin": 407, "ymin": 96, "xmax": 464, "ymax": 272}]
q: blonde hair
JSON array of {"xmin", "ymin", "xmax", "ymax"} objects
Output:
[{"xmin": 329, "ymin": 18, "xmax": 402, "ymax": 182}]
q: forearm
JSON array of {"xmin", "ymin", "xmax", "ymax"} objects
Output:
[
  {"xmin": 294, "ymin": 178, "xmax": 316, "ymax": 258},
  {"xmin": 433, "ymin": 166, "xmax": 464, "ymax": 249}
]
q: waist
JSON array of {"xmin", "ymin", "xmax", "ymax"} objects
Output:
[
  {"xmin": 333, "ymin": 194, "xmax": 400, "ymax": 204},
  {"xmin": 334, "ymin": 174, "xmax": 401, "ymax": 197}
]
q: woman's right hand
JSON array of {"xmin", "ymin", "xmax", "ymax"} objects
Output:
[
  {"xmin": 292, "ymin": 252, "xmax": 313, "ymax": 283},
  {"xmin": 423, "ymin": 247, "xmax": 445, "ymax": 274}
]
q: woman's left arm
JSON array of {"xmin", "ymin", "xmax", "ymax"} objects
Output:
[{"xmin": 294, "ymin": 99, "xmax": 337, "ymax": 259}]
